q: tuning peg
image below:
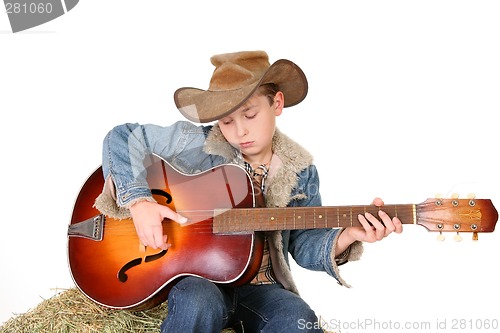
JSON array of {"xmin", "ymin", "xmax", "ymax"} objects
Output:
[
  {"xmin": 437, "ymin": 232, "xmax": 445, "ymax": 241},
  {"xmin": 472, "ymin": 232, "xmax": 479, "ymax": 241},
  {"xmin": 467, "ymin": 193, "xmax": 476, "ymax": 199},
  {"xmin": 454, "ymin": 232, "xmax": 462, "ymax": 242},
  {"xmin": 435, "ymin": 193, "xmax": 443, "ymax": 199},
  {"xmin": 451, "ymin": 193, "xmax": 459, "ymax": 199}
]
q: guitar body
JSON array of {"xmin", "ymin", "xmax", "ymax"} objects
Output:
[{"xmin": 68, "ymin": 155, "xmax": 263, "ymax": 310}]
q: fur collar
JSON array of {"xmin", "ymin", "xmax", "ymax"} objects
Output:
[{"xmin": 204, "ymin": 123, "xmax": 313, "ymax": 208}]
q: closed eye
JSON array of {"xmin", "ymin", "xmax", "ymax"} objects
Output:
[{"xmin": 220, "ymin": 118, "xmax": 233, "ymax": 125}]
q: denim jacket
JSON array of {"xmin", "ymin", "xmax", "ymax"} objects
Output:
[{"xmin": 97, "ymin": 121, "xmax": 362, "ymax": 294}]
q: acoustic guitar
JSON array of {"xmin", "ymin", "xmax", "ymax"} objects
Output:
[{"xmin": 67, "ymin": 154, "xmax": 498, "ymax": 310}]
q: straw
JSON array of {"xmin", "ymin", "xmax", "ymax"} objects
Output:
[{"xmin": 0, "ymin": 288, "xmax": 333, "ymax": 333}]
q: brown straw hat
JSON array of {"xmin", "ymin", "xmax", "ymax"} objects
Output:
[{"xmin": 174, "ymin": 50, "xmax": 308, "ymax": 123}]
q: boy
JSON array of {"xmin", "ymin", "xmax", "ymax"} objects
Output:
[{"xmin": 97, "ymin": 50, "xmax": 403, "ymax": 332}]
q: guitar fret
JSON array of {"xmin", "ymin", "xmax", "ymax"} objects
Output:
[
  {"xmin": 350, "ymin": 207, "xmax": 353, "ymax": 227},
  {"xmin": 283, "ymin": 210, "xmax": 288, "ymax": 230},
  {"xmin": 229, "ymin": 210, "xmax": 234, "ymax": 232},
  {"xmin": 293, "ymin": 209, "xmax": 296, "ymax": 230},
  {"xmin": 229, "ymin": 210, "xmax": 235, "ymax": 232},
  {"xmin": 297, "ymin": 211, "xmax": 304, "ymax": 229},
  {"xmin": 230, "ymin": 210, "xmax": 235, "ymax": 232},
  {"xmin": 282, "ymin": 211, "xmax": 285, "ymax": 229},
  {"xmin": 242, "ymin": 208, "xmax": 250, "ymax": 232},
  {"xmin": 271, "ymin": 210, "xmax": 276, "ymax": 230},
  {"xmin": 261, "ymin": 210, "xmax": 267, "ymax": 230},
  {"xmin": 412, "ymin": 204, "xmax": 417, "ymax": 224},
  {"xmin": 230, "ymin": 210, "xmax": 234, "ymax": 231},
  {"xmin": 313, "ymin": 207, "xmax": 316, "ymax": 228},
  {"xmin": 337, "ymin": 208, "xmax": 340, "ymax": 228},
  {"xmin": 304, "ymin": 208, "xmax": 312, "ymax": 229},
  {"xmin": 282, "ymin": 210, "xmax": 288, "ymax": 230},
  {"xmin": 224, "ymin": 210, "xmax": 229, "ymax": 231},
  {"xmin": 257, "ymin": 209, "xmax": 263, "ymax": 230}
]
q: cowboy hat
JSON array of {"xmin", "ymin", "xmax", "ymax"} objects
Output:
[{"xmin": 174, "ymin": 50, "xmax": 308, "ymax": 123}]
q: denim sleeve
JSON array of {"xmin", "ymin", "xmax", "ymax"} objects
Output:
[
  {"xmin": 287, "ymin": 165, "xmax": 345, "ymax": 281},
  {"xmin": 101, "ymin": 121, "xmax": 216, "ymax": 207}
]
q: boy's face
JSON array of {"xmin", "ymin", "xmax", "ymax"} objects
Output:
[{"xmin": 218, "ymin": 92, "xmax": 284, "ymax": 164}]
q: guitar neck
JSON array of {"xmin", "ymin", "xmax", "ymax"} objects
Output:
[{"xmin": 213, "ymin": 204, "xmax": 416, "ymax": 233}]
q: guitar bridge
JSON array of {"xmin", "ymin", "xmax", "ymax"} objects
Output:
[{"xmin": 68, "ymin": 214, "xmax": 105, "ymax": 241}]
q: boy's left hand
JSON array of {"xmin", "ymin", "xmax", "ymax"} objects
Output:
[
  {"xmin": 335, "ymin": 197, "xmax": 403, "ymax": 256},
  {"xmin": 353, "ymin": 197, "xmax": 403, "ymax": 243}
]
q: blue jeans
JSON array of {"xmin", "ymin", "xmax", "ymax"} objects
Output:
[{"xmin": 160, "ymin": 276, "xmax": 323, "ymax": 333}]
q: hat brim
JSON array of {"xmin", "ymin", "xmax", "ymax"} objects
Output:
[{"xmin": 174, "ymin": 59, "xmax": 308, "ymax": 123}]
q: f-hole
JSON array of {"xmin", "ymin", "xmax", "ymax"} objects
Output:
[
  {"xmin": 152, "ymin": 189, "xmax": 172, "ymax": 204},
  {"xmin": 118, "ymin": 250, "xmax": 169, "ymax": 283},
  {"xmin": 117, "ymin": 189, "xmax": 172, "ymax": 283}
]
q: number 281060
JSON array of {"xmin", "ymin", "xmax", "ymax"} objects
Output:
[{"xmin": 5, "ymin": 2, "xmax": 53, "ymax": 14}]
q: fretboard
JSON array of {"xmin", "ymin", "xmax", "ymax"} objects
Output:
[{"xmin": 213, "ymin": 204, "xmax": 416, "ymax": 233}]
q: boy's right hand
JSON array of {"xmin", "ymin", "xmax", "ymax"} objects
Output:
[{"xmin": 129, "ymin": 201, "xmax": 188, "ymax": 250}]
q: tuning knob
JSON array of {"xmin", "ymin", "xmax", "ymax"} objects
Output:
[
  {"xmin": 454, "ymin": 232, "xmax": 462, "ymax": 242},
  {"xmin": 437, "ymin": 232, "xmax": 445, "ymax": 241},
  {"xmin": 472, "ymin": 232, "xmax": 479, "ymax": 241}
]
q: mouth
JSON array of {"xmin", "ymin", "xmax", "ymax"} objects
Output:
[{"xmin": 239, "ymin": 141, "xmax": 254, "ymax": 148}]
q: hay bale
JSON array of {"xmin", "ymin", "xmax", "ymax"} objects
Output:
[
  {"xmin": 0, "ymin": 288, "xmax": 161, "ymax": 333},
  {"xmin": 0, "ymin": 288, "xmax": 237, "ymax": 333},
  {"xmin": 0, "ymin": 288, "xmax": 334, "ymax": 333}
]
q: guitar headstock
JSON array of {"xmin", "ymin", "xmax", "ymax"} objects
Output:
[{"xmin": 416, "ymin": 196, "xmax": 498, "ymax": 241}]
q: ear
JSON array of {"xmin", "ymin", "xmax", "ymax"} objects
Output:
[{"xmin": 274, "ymin": 91, "xmax": 284, "ymax": 116}]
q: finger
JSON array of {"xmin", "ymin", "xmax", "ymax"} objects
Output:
[
  {"xmin": 138, "ymin": 228, "xmax": 155, "ymax": 247},
  {"xmin": 160, "ymin": 206, "xmax": 188, "ymax": 224},
  {"xmin": 357, "ymin": 214, "xmax": 377, "ymax": 242},
  {"xmin": 377, "ymin": 210, "xmax": 396, "ymax": 233},
  {"xmin": 152, "ymin": 224, "xmax": 167, "ymax": 250},
  {"xmin": 378, "ymin": 210, "xmax": 404, "ymax": 235},
  {"xmin": 176, "ymin": 214, "xmax": 188, "ymax": 225},
  {"xmin": 364, "ymin": 212, "xmax": 386, "ymax": 240},
  {"xmin": 372, "ymin": 197, "xmax": 384, "ymax": 207},
  {"xmin": 163, "ymin": 234, "xmax": 172, "ymax": 249},
  {"xmin": 393, "ymin": 216, "xmax": 403, "ymax": 233},
  {"xmin": 357, "ymin": 213, "xmax": 373, "ymax": 230}
]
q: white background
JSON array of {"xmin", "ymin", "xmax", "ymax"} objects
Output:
[{"xmin": 1, "ymin": 1, "xmax": 499, "ymax": 332}]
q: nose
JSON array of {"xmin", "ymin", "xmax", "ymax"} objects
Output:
[{"xmin": 234, "ymin": 120, "xmax": 248, "ymax": 137}]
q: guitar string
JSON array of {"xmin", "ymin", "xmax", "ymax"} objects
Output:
[
  {"xmin": 97, "ymin": 204, "xmax": 420, "ymax": 233},
  {"xmin": 75, "ymin": 201, "xmax": 483, "ymax": 242},
  {"xmin": 97, "ymin": 204, "xmax": 417, "ymax": 223}
]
